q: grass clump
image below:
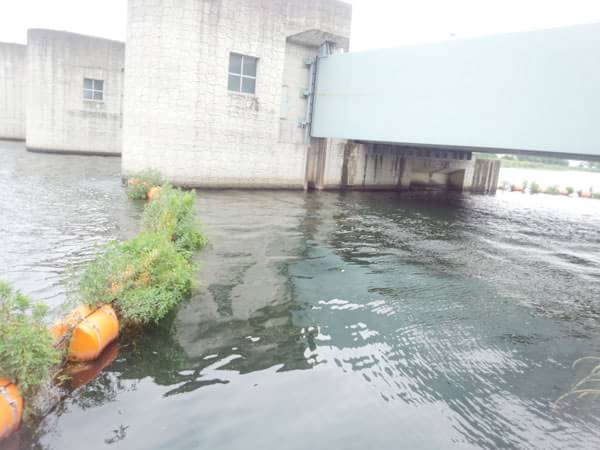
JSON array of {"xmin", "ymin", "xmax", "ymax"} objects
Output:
[
  {"xmin": 126, "ymin": 169, "xmax": 163, "ymax": 200},
  {"xmin": 79, "ymin": 233, "xmax": 194, "ymax": 326},
  {"xmin": 546, "ymin": 185, "xmax": 560, "ymax": 195},
  {"xmin": 142, "ymin": 184, "xmax": 208, "ymax": 255},
  {"xmin": 0, "ymin": 281, "xmax": 61, "ymax": 398},
  {"xmin": 530, "ymin": 181, "xmax": 541, "ymax": 194}
]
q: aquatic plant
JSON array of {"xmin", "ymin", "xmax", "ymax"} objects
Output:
[
  {"xmin": 555, "ymin": 357, "xmax": 600, "ymax": 405},
  {"xmin": 530, "ymin": 181, "xmax": 541, "ymax": 194},
  {"xmin": 545, "ymin": 185, "xmax": 560, "ymax": 195},
  {"xmin": 0, "ymin": 281, "xmax": 61, "ymax": 398},
  {"xmin": 126, "ymin": 169, "xmax": 163, "ymax": 200},
  {"xmin": 566, "ymin": 186, "xmax": 575, "ymax": 195},
  {"xmin": 142, "ymin": 184, "xmax": 208, "ymax": 256},
  {"xmin": 79, "ymin": 233, "xmax": 194, "ymax": 326}
]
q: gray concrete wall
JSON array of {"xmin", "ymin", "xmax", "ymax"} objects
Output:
[
  {"xmin": 123, "ymin": 0, "xmax": 352, "ymax": 187},
  {"xmin": 0, "ymin": 43, "xmax": 26, "ymax": 140},
  {"xmin": 26, "ymin": 29, "xmax": 125, "ymax": 155}
]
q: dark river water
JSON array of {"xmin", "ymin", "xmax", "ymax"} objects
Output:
[{"xmin": 2, "ymin": 140, "xmax": 600, "ymax": 449}]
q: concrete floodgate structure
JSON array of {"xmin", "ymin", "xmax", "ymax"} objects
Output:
[
  {"xmin": 26, "ymin": 30, "xmax": 125, "ymax": 156},
  {"xmin": 0, "ymin": 43, "xmax": 26, "ymax": 141},
  {"xmin": 121, "ymin": 0, "xmax": 497, "ymax": 192}
]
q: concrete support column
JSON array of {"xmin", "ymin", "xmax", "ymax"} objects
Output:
[{"xmin": 397, "ymin": 156, "xmax": 412, "ymax": 190}]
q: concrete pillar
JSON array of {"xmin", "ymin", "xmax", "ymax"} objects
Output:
[{"xmin": 397, "ymin": 156, "xmax": 412, "ymax": 190}]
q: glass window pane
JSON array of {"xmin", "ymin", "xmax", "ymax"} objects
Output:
[
  {"xmin": 94, "ymin": 79, "xmax": 104, "ymax": 91},
  {"xmin": 228, "ymin": 74, "xmax": 241, "ymax": 92},
  {"xmin": 84, "ymin": 78, "xmax": 93, "ymax": 89},
  {"xmin": 229, "ymin": 53, "xmax": 242, "ymax": 75},
  {"xmin": 83, "ymin": 89, "xmax": 93, "ymax": 99},
  {"xmin": 93, "ymin": 91, "xmax": 103, "ymax": 101},
  {"xmin": 242, "ymin": 56, "xmax": 257, "ymax": 77},
  {"xmin": 241, "ymin": 77, "xmax": 256, "ymax": 94}
]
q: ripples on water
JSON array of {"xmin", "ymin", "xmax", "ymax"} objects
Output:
[{"xmin": 1, "ymin": 141, "xmax": 600, "ymax": 449}]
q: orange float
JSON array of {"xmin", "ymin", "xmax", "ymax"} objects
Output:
[
  {"xmin": 50, "ymin": 305, "xmax": 120, "ymax": 362},
  {"xmin": 511, "ymin": 184, "xmax": 524, "ymax": 192},
  {"xmin": 0, "ymin": 379, "xmax": 23, "ymax": 440},
  {"xmin": 147, "ymin": 186, "xmax": 161, "ymax": 201}
]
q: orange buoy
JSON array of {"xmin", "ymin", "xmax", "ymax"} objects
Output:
[
  {"xmin": 68, "ymin": 305, "xmax": 119, "ymax": 362},
  {"xmin": 0, "ymin": 379, "xmax": 23, "ymax": 440},
  {"xmin": 511, "ymin": 184, "xmax": 524, "ymax": 192},
  {"xmin": 49, "ymin": 304, "xmax": 94, "ymax": 348},
  {"xmin": 49, "ymin": 304, "xmax": 120, "ymax": 362},
  {"xmin": 580, "ymin": 191, "xmax": 592, "ymax": 198},
  {"xmin": 147, "ymin": 186, "xmax": 161, "ymax": 201}
]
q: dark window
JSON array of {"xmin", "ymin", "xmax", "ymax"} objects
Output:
[
  {"xmin": 83, "ymin": 78, "xmax": 104, "ymax": 101},
  {"xmin": 228, "ymin": 53, "xmax": 257, "ymax": 94}
]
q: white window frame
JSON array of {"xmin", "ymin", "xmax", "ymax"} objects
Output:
[
  {"xmin": 228, "ymin": 53, "xmax": 257, "ymax": 95},
  {"xmin": 83, "ymin": 78, "xmax": 104, "ymax": 102}
]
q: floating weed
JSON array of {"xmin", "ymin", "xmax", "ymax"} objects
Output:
[
  {"xmin": 126, "ymin": 169, "xmax": 163, "ymax": 200},
  {"xmin": 142, "ymin": 184, "xmax": 208, "ymax": 256},
  {"xmin": 555, "ymin": 357, "xmax": 600, "ymax": 406},
  {"xmin": 79, "ymin": 232, "xmax": 194, "ymax": 326},
  {"xmin": 0, "ymin": 281, "xmax": 61, "ymax": 399}
]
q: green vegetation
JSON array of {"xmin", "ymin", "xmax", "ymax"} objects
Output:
[
  {"xmin": 0, "ymin": 281, "xmax": 61, "ymax": 398},
  {"xmin": 566, "ymin": 186, "xmax": 575, "ymax": 195},
  {"xmin": 530, "ymin": 181, "xmax": 541, "ymax": 194},
  {"xmin": 477, "ymin": 153, "xmax": 600, "ymax": 172},
  {"xmin": 80, "ymin": 233, "xmax": 194, "ymax": 325},
  {"xmin": 126, "ymin": 169, "xmax": 163, "ymax": 200},
  {"xmin": 545, "ymin": 185, "xmax": 561, "ymax": 195},
  {"xmin": 80, "ymin": 186, "xmax": 207, "ymax": 326},
  {"xmin": 142, "ymin": 185, "xmax": 208, "ymax": 256}
]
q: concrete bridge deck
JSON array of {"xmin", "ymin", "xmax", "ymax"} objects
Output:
[{"xmin": 311, "ymin": 23, "xmax": 600, "ymax": 161}]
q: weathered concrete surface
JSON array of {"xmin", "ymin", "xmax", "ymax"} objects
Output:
[
  {"xmin": 123, "ymin": 0, "xmax": 352, "ymax": 187},
  {"xmin": 312, "ymin": 23, "xmax": 600, "ymax": 160},
  {"xmin": 471, "ymin": 159, "xmax": 501, "ymax": 194},
  {"xmin": 309, "ymin": 139, "xmax": 475, "ymax": 191},
  {"xmin": 0, "ymin": 43, "xmax": 26, "ymax": 140},
  {"xmin": 26, "ymin": 30, "xmax": 125, "ymax": 155}
]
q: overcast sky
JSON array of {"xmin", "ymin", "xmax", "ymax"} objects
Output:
[{"xmin": 1, "ymin": 0, "xmax": 600, "ymax": 51}]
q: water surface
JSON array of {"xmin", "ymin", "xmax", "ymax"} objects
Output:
[{"xmin": 1, "ymin": 141, "xmax": 600, "ymax": 449}]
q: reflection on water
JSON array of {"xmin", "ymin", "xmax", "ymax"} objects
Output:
[{"xmin": 2, "ymin": 141, "xmax": 600, "ymax": 449}]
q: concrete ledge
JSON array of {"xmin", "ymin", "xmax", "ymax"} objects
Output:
[{"xmin": 27, "ymin": 147, "xmax": 121, "ymax": 157}]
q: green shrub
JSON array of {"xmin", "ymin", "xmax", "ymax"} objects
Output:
[
  {"xmin": 593, "ymin": 193, "xmax": 600, "ymax": 200},
  {"xmin": 0, "ymin": 281, "xmax": 61, "ymax": 398},
  {"xmin": 546, "ymin": 185, "xmax": 560, "ymax": 195},
  {"xmin": 126, "ymin": 169, "xmax": 163, "ymax": 200},
  {"xmin": 530, "ymin": 181, "xmax": 541, "ymax": 194},
  {"xmin": 142, "ymin": 185, "xmax": 208, "ymax": 256},
  {"xmin": 80, "ymin": 233, "xmax": 194, "ymax": 325},
  {"xmin": 566, "ymin": 186, "xmax": 575, "ymax": 195}
]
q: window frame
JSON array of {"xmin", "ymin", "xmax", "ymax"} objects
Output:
[
  {"xmin": 228, "ymin": 53, "xmax": 258, "ymax": 95},
  {"xmin": 83, "ymin": 78, "xmax": 105, "ymax": 102}
]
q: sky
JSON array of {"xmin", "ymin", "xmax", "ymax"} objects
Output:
[{"xmin": 1, "ymin": 0, "xmax": 600, "ymax": 51}]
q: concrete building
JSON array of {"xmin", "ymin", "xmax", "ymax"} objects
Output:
[
  {"xmin": 122, "ymin": 0, "xmax": 496, "ymax": 192},
  {"xmin": 0, "ymin": 43, "xmax": 26, "ymax": 140},
  {"xmin": 122, "ymin": 0, "xmax": 353, "ymax": 188},
  {"xmin": 26, "ymin": 30, "xmax": 125, "ymax": 155}
]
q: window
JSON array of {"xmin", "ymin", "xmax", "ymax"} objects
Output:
[
  {"xmin": 83, "ymin": 78, "xmax": 104, "ymax": 101},
  {"xmin": 228, "ymin": 53, "xmax": 257, "ymax": 94}
]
